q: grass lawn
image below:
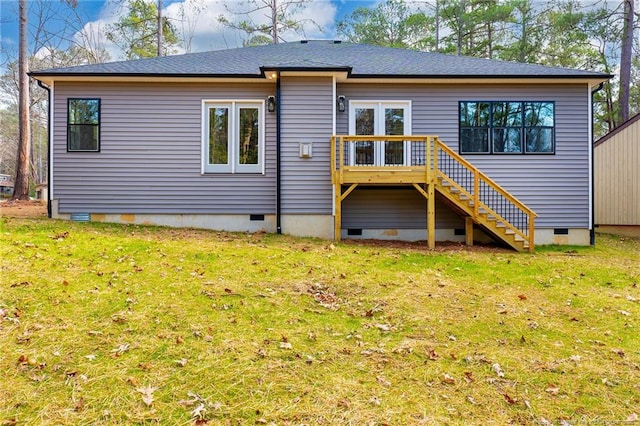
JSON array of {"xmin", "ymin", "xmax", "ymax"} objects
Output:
[{"xmin": 1, "ymin": 217, "xmax": 639, "ymax": 425}]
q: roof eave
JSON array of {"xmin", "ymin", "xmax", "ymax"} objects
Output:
[
  {"xmin": 29, "ymin": 72, "xmax": 268, "ymax": 86},
  {"xmin": 345, "ymin": 73, "xmax": 611, "ymax": 86}
]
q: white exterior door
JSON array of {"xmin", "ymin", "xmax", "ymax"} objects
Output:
[{"xmin": 349, "ymin": 101, "xmax": 411, "ymax": 166}]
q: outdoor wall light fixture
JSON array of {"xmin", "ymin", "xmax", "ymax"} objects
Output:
[
  {"xmin": 337, "ymin": 95, "xmax": 346, "ymax": 112},
  {"xmin": 267, "ymin": 95, "xmax": 276, "ymax": 113}
]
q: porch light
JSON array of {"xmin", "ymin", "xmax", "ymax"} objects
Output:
[
  {"xmin": 337, "ymin": 95, "xmax": 346, "ymax": 112},
  {"xmin": 267, "ymin": 95, "xmax": 276, "ymax": 113}
]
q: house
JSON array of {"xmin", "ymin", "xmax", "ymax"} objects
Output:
[
  {"xmin": 30, "ymin": 40, "xmax": 610, "ymax": 251},
  {"xmin": 0, "ymin": 174, "xmax": 14, "ymax": 198},
  {"xmin": 594, "ymin": 113, "xmax": 640, "ymax": 235}
]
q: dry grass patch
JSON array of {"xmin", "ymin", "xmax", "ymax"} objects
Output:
[{"xmin": 1, "ymin": 217, "xmax": 639, "ymax": 425}]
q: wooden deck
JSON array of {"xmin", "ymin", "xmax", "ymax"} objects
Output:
[{"xmin": 331, "ymin": 135, "xmax": 538, "ymax": 252}]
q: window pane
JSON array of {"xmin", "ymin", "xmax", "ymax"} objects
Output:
[
  {"xmin": 69, "ymin": 124, "xmax": 99, "ymax": 151},
  {"xmin": 493, "ymin": 128, "xmax": 522, "ymax": 153},
  {"xmin": 526, "ymin": 128, "xmax": 553, "ymax": 152},
  {"xmin": 385, "ymin": 108, "xmax": 404, "ymax": 135},
  {"xmin": 355, "ymin": 108, "xmax": 375, "ymax": 165},
  {"xmin": 525, "ymin": 102, "xmax": 554, "ymax": 127},
  {"xmin": 461, "ymin": 128, "xmax": 489, "ymax": 153},
  {"xmin": 69, "ymin": 99, "xmax": 99, "ymax": 124},
  {"xmin": 460, "ymin": 102, "xmax": 490, "ymax": 127},
  {"xmin": 209, "ymin": 107, "xmax": 229, "ymax": 165},
  {"xmin": 385, "ymin": 108, "xmax": 404, "ymax": 165},
  {"xmin": 492, "ymin": 102, "xmax": 522, "ymax": 127},
  {"xmin": 355, "ymin": 108, "xmax": 375, "ymax": 135},
  {"xmin": 238, "ymin": 108, "xmax": 259, "ymax": 165}
]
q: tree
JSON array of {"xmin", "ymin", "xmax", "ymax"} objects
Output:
[
  {"xmin": 13, "ymin": 0, "xmax": 30, "ymax": 200},
  {"xmin": 438, "ymin": 0, "xmax": 515, "ymax": 58},
  {"xmin": 2, "ymin": 0, "xmax": 108, "ymax": 199},
  {"xmin": 618, "ymin": 0, "xmax": 635, "ymax": 123},
  {"xmin": 107, "ymin": 0, "xmax": 179, "ymax": 59},
  {"xmin": 336, "ymin": 0, "xmax": 433, "ymax": 50},
  {"xmin": 218, "ymin": 0, "xmax": 320, "ymax": 45},
  {"xmin": 498, "ymin": 0, "xmax": 545, "ymax": 63}
]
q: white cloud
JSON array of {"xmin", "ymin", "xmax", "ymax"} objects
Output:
[{"xmin": 75, "ymin": 0, "xmax": 339, "ymax": 61}]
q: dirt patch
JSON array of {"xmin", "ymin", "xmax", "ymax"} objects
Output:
[
  {"xmin": 341, "ymin": 238, "xmax": 511, "ymax": 253},
  {"xmin": 0, "ymin": 200, "xmax": 47, "ymax": 218}
]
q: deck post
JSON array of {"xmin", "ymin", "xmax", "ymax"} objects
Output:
[
  {"xmin": 465, "ymin": 217, "xmax": 474, "ymax": 246},
  {"xmin": 334, "ymin": 184, "xmax": 342, "ymax": 241},
  {"xmin": 427, "ymin": 182, "xmax": 435, "ymax": 249}
]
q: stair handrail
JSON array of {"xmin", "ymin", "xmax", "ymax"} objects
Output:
[{"xmin": 434, "ymin": 138, "xmax": 538, "ymax": 250}]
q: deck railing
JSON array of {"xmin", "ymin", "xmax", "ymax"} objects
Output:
[{"xmin": 331, "ymin": 135, "xmax": 537, "ymax": 251}]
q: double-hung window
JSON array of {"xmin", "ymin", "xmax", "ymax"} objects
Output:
[
  {"xmin": 68, "ymin": 98, "xmax": 100, "ymax": 152},
  {"xmin": 203, "ymin": 101, "xmax": 264, "ymax": 173},
  {"xmin": 459, "ymin": 101, "xmax": 555, "ymax": 154}
]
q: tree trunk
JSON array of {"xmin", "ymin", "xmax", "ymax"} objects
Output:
[
  {"xmin": 271, "ymin": 0, "xmax": 278, "ymax": 44},
  {"xmin": 618, "ymin": 0, "xmax": 634, "ymax": 124},
  {"xmin": 13, "ymin": 0, "xmax": 31, "ymax": 200},
  {"xmin": 157, "ymin": 0, "xmax": 163, "ymax": 56}
]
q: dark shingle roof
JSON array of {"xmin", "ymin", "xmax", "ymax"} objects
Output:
[{"xmin": 30, "ymin": 40, "xmax": 610, "ymax": 79}]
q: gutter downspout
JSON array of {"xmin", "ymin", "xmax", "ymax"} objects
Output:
[
  {"xmin": 276, "ymin": 71, "xmax": 282, "ymax": 234},
  {"xmin": 37, "ymin": 80, "xmax": 52, "ymax": 218},
  {"xmin": 590, "ymin": 82, "xmax": 604, "ymax": 246}
]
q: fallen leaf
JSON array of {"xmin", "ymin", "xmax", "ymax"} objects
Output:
[
  {"xmin": 427, "ymin": 348, "xmax": 439, "ymax": 361},
  {"xmin": 137, "ymin": 386, "xmax": 156, "ymax": 407},
  {"xmin": 442, "ymin": 373, "xmax": 456, "ymax": 384},
  {"xmin": 627, "ymin": 413, "xmax": 639, "ymax": 422},
  {"xmin": 503, "ymin": 393, "xmax": 518, "ymax": 404},
  {"xmin": 337, "ymin": 398, "xmax": 350, "ymax": 409},
  {"xmin": 376, "ymin": 376, "xmax": 391, "ymax": 387},
  {"xmin": 518, "ymin": 294, "xmax": 528, "ymax": 300},
  {"xmin": 618, "ymin": 310, "xmax": 631, "ymax": 316},
  {"xmin": 463, "ymin": 371, "xmax": 474, "ymax": 383},
  {"xmin": 545, "ymin": 384, "xmax": 560, "ymax": 395},
  {"xmin": 375, "ymin": 323, "xmax": 391, "ymax": 332},
  {"xmin": 611, "ymin": 348, "xmax": 625, "ymax": 357},
  {"xmin": 191, "ymin": 403, "xmax": 207, "ymax": 420},
  {"xmin": 492, "ymin": 363, "xmax": 505, "ymax": 378},
  {"xmin": 175, "ymin": 358, "xmax": 188, "ymax": 367},
  {"xmin": 84, "ymin": 354, "xmax": 97, "ymax": 361},
  {"xmin": 279, "ymin": 341, "xmax": 292, "ymax": 350},
  {"xmin": 111, "ymin": 343, "xmax": 130, "ymax": 357}
]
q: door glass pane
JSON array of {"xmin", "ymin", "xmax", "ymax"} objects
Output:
[
  {"xmin": 209, "ymin": 107, "xmax": 229, "ymax": 165},
  {"xmin": 355, "ymin": 108, "xmax": 374, "ymax": 165},
  {"xmin": 385, "ymin": 108, "xmax": 404, "ymax": 165},
  {"xmin": 238, "ymin": 107, "xmax": 259, "ymax": 165}
]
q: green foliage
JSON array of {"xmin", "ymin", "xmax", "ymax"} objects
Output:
[
  {"xmin": 1, "ymin": 218, "xmax": 639, "ymax": 424},
  {"xmin": 337, "ymin": 0, "xmax": 434, "ymax": 50},
  {"xmin": 106, "ymin": 0, "xmax": 179, "ymax": 59}
]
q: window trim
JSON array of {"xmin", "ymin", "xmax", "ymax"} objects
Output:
[
  {"xmin": 348, "ymin": 100, "xmax": 412, "ymax": 166},
  {"xmin": 202, "ymin": 100, "xmax": 265, "ymax": 174},
  {"xmin": 459, "ymin": 100, "xmax": 555, "ymax": 155},
  {"xmin": 67, "ymin": 98, "xmax": 101, "ymax": 152}
]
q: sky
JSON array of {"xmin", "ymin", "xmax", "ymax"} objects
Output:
[{"xmin": 0, "ymin": 0, "xmax": 379, "ymax": 64}]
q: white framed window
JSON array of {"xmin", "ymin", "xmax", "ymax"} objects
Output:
[
  {"xmin": 348, "ymin": 101, "xmax": 411, "ymax": 166},
  {"xmin": 202, "ymin": 100, "xmax": 264, "ymax": 173}
]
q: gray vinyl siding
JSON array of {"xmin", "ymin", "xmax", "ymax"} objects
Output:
[
  {"xmin": 280, "ymin": 76, "xmax": 333, "ymax": 214},
  {"xmin": 336, "ymin": 83, "xmax": 591, "ymax": 229},
  {"xmin": 342, "ymin": 188, "xmax": 463, "ymax": 229},
  {"xmin": 52, "ymin": 82, "xmax": 276, "ymax": 214}
]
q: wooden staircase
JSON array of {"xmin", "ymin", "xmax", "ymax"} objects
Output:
[{"xmin": 331, "ymin": 135, "xmax": 538, "ymax": 252}]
